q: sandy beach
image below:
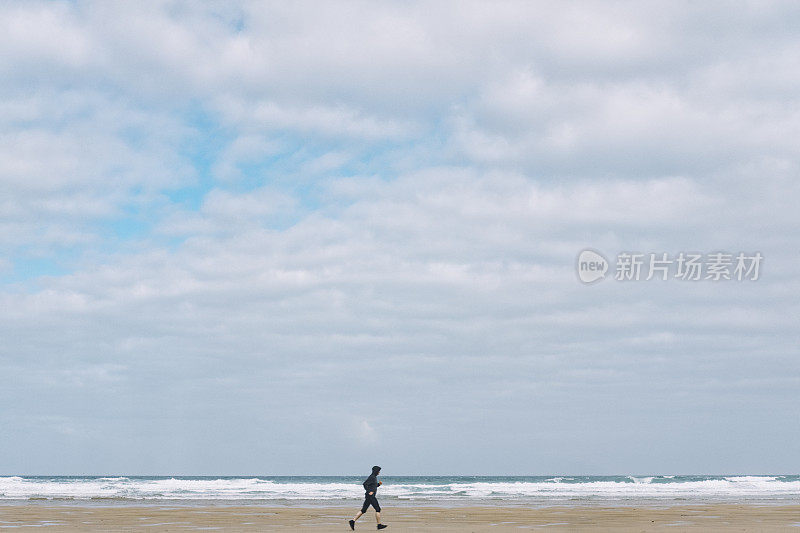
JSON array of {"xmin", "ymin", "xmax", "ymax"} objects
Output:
[{"xmin": 1, "ymin": 504, "xmax": 799, "ymax": 531}]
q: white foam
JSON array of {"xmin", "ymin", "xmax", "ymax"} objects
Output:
[{"xmin": 0, "ymin": 476, "xmax": 798, "ymax": 502}]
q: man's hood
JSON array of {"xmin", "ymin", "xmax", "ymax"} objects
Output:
[{"xmin": 371, "ymin": 466, "xmax": 381, "ymax": 475}]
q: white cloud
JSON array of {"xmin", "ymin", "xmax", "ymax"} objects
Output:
[
  {"xmin": 216, "ymin": 99, "xmax": 421, "ymax": 141},
  {"xmin": 355, "ymin": 419, "xmax": 378, "ymax": 446},
  {"xmin": 1, "ymin": 0, "xmax": 799, "ymax": 474}
]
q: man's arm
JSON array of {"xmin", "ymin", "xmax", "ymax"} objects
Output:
[{"xmin": 364, "ymin": 476, "xmax": 378, "ymax": 494}]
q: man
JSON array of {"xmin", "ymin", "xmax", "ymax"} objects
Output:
[{"xmin": 349, "ymin": 465, "xmax": 387, "ymax": 530}]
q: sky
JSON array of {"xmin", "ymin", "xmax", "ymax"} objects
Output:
[{"xmin": 1, "ymin": 0, "xmax": 799, "ymax": 476}]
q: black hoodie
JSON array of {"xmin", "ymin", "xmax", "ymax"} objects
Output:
[{"xmin": 363, "ymin": 466, "xmax": 381, "ymax": 494}]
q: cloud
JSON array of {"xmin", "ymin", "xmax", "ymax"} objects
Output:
[
  {"xmin": 1, "ymin": 0, "xmax": 799, "ymax": 474},
  {"xmin": 216, "ymin": 99, "xmax": 421, "ymax": 141},
  {"xmin": 355, "ymin": 419, "xmax": 379, "ymax": 446}
]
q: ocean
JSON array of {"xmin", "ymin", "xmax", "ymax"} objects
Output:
[{"xmin": 1, "ymin": 475, "xmax": 799, "ymax": 506}]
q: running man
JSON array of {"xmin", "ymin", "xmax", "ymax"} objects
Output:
[{"xmin": 349, "ymin": 465, "xmax": 387, "ymax": 530}]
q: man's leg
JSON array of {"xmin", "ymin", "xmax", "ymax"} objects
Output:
[
  {"xmin": 373, "ymin": 496, "xmax": 385, "ymax": 527},
  {"xmin": 354, "ymin": 495, "xmax": 371, "ymax": 522},
  {"xmin": 375, "ymin": 506, "xmax": 387, "ymax": 529},
  {"xmin": 350, "ymin": 505, "xmax": 365, "ymax": 530}
]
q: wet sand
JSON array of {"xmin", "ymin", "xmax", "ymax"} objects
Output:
[{"xmin": 1, "ymin": 503, "xmax": 799, "ymax": 531}]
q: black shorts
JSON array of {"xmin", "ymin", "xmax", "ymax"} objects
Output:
[{"xmin": 361, "ymin": 493, "xmax": 381, "ymax": 512}]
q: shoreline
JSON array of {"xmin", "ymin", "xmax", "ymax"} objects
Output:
[
  {"xmin": 2, "ymin": 497, "xmax": 800, "ymax": 507},
  {"xmin": 1, "ymin": 503, "xmax": 799, "ymax": 531}
]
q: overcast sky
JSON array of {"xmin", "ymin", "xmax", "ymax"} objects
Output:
[{"xmin": 1, "ymin": 1, "xmax": 799, "ymax": 476}]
